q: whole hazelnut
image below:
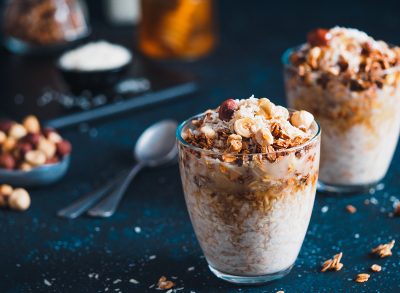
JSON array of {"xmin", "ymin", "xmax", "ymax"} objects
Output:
[
  {"xmin": 307, "ymin": 28, "xmax": 331, "ymax": 47},
  {"xmin": 218, "ymin": 99, "xmax": 238, "ymax": 121},
  {"xmin": 38, "ymin": 138, "xmax": 56, "ymax": 159},
  {"xmin": 8, "ymin": 188, "xmax": 31, "ymax": 211},
  {"xmin": 25, "ymin": 150, "xmax": 46, "ymax": 166},
  {"xmin": 0, "ymin": 131, "xmax": 6, "ymax": 144},
  {"xmin": 20, "ymin": 133, "xmax": 40, "ymax": 147},
  {"xmin": 2, "ymin": 137, "xmax": 16, "ymax": 153},
  {"xmin": 0, "ymin": 120, "xmax": 14, "ymax": 133},
  {"xmin": 0, "ymin": 153, "xmax": 16, "ymax": 170},
  {"xmin": 56, "ymin": 140, "xmax": 72, "ymax": 157},
  {"xmin": 20, "ymin": 162, "xmax": 33, "ymax": 172},
  {"xmin": 22, "ymin": 115, "xmax": 41, "ymax": 134},
  {"xmin": 9, "ymin": 123, "xmax": 27, "ymax": 140},
  {"xmin": 0, "ymin": 184, "xmax": 13, "ymax": 196}
]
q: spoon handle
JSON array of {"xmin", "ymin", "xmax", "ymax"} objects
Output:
[
  {"xmin": 57, "ymin": 169, "xmax": 129, "ymax": 219},
  {"xmin": 87, "ymin": 163, "xmax": 144, "ymax": 218}
]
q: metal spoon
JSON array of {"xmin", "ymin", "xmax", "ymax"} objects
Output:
[{"xmin": 86, "ymin": 120, "xmax": 178, "ymax": 218}]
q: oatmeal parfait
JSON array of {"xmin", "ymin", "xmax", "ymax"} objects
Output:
[
  {"xmin": 284, "ymin": 27, "xmax": 400, "ymax": 191},
  {"xmin": 177, "ymin": 96, "xmax": 320, "ymax": 284}
]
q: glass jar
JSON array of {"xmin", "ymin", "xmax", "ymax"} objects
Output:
[
  {"xmin": 3, "ymin": 0, "xmax": 90, "ymax": 54},
  {"xmin": 139, "ymin": 0, "xmax": 216, "ymax": 60}
]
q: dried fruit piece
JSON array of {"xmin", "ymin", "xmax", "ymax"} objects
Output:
[
  {"xmin": 321, "ymin": 252, "xmax": 343, "ymax": 272},
  {"xmin": 370, "ymin": 264, "xmax": 382, "ymax": 272},
  {"xmin": 371, "ymin": 240, "xmax": 395, "ymax": 258},
  {"xmin": 355, "ymin": 273, "xmax": 370, "ymax": 283},
  {"xmin": 307, "ymin": 28, "xmax": 331, "ymax": 47},
  {"xmin": 218, "ymin": 99, "xmax": 238, "ymax": 121}
]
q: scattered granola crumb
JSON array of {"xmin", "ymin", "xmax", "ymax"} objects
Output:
[
  {"xmin": 321, "ymin": 205, "xmax": 329, "ymax": 213},
  {"xmin": 129, "ymin": 278, "xmax": 139, "ymax": 284},
  {"xmin": 370, "ymin": 264, "xmax": 382, "ymax": 272},
  {"xmin": 371, "ymin": 240, "xmax": 395, "ymax": 258},
  {"xmin": 355, "ymin": 273, "xmax": 370, "ymax": 283},
  {"xmin": 149, "ymin": 255, "xmax": 157, "ymax": 260},
  {"xmin": 321, "ymin": 252, "xmax": 344, "ymax": 272},
  {"xmin": 187, "ymin": 266, "xmax": 195, "ymax": 272},
  {"xmin": 157, "ymin": 276, "xmax": 175, "ymax": 290},
  {"xmin": 113, "ymin": 279, "xmax": 122, "ymax": 284},
  {"xmin": 134, "ymin": 226, "xmax": 141, "ymax": 233},
  {"xmin": 44, "ymin": 279, "xmax": 52, "ymax": 286},
  {"xmin": 346, "ymin": 205, "xmax": 357, "ymax": 214}
]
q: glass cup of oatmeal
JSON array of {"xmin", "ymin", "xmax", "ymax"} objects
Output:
[
  {"xmin": 177, "ymin": 96, "xmax": 321, "ymax": 284},
  {"xmin": 283, "ymin": 27, "xmax": 400, "ymax": 193}
]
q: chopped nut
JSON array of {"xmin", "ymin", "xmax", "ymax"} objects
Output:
[
  {"xmin": 227, "ymin": 134, "xmax": 242, "ymax": 152},
  {"xmin": 321, "ymin": 252, "xmax": 344, "ymax": 272},
  {"xmin": 157, "ymin": 276, "xmax": 175, "ymax": 290},
  {"xmin": 355, "ymin": 273, "xmax": 370, "ymax": 283},
  {"xmin": 255, "ymin": 128, "xmax": 274, "ymax": 146},
  {"xmin": 25, "ymin": 150, "xmax": 46, "ymax": 166},
  {"xmin": 371, "ymin": 240, "xmax": 395, "ymax": 258},
  {"xmin": 346, "ymin": 205, "xmax": 357, "ymax": 214},
  {"xmin": 234, "ymin": 118, "xmax": 254, "ymax": 138},
  {"xmin": 8, "ymin": 123, "xmax": 27, "ymax": 140},
  {"xmin": 370, "ymin": 264, "xmax": 382, "ymax": 272},
  {"xmin": 200, "ymin": 125, "xmax": 216, "ymax": 139},
  {"xmin": 291, "ymin": 110, "xmax": 314, "ymax": 131},
  {"xmin": 258, "ymin": 98, "xmax": 275, "ymax": 118},
  {"xmin": 22, "ymin": 115, "xmax": 40, "ymax": 134},
  {"xmin": 8, "ymin": 188, "xmax": 31, "ymax": 211}
]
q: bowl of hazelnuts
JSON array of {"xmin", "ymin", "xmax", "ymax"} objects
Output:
[{"xmin": 0, "ymin": 115, "xmax": 72, "ymax": 186}]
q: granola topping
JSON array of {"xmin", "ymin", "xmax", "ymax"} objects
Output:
[
  {"xmin": 157, "ymin": 276, "xmax": 175, "ymax": 290},
  {"xmin": 182, "ymin": 96, "xmax": 315, "ymax": 158},
  {"xmin": 355, "ymin": 273, "xmax": 370, "ymax": 283},
  {"xmin": 321, "ymin": 252, "xmax": 344, "ymax": 272},
  {"xmin": 289, "ymin": 27, "xmax": 400, "ymax": 92},
  {"xmin": 371, "ymin": 240, "xmax": 395, "ymax": 258},
  {"xmin": 370, "ymin": 264, "xmax": 382, "ymax": 272}
]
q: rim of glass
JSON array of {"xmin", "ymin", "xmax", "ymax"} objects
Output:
[{"xmin": 176, "ymin": 112, "xmax": 321, "ymax": 156}]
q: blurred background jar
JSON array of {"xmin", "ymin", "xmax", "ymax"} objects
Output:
[
  {"xmin": 3, "ymin": 0, "xmax": 90, "ymax": 54},
  {"xmin": 139, "ymin": 0, "xmax": 216, "ymax": 60}
]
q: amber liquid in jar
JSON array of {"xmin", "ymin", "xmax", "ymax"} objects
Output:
[{"xmin": 139, "ymin": 0, "xmax": 216, "ymax": 60}]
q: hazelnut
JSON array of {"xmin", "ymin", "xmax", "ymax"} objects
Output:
[
  {"xmin": 291, "ymin": 110, "xmax": 314, "ymax": 131},
  {"xmin": 0, "ymin": 153, "xmax": 16, "ymax": 169},
  {"xmin": 25, "ymin": 150, "xmax": 46, "ymax": 166},
  {"xmin": 307, "ymin": 28, "xmax": 331, "ymax": 47},
  {"xmin": 218, "ymin": 99, "xmax": 238, "ymax": 121},
  {"xmin": 8, "ymin": 188, "xmax": 31, "ymax": 211},
  {"xmin": 0, "ymin": 131, "xmax": 6, "ymax": 144},
  {"xmin": 258, "ymin": 98, "xmax": 275, "ymax": 119},
  {"xmin": 0, "ymin": 120, "xmax": 14, "ymax": 133},
  {"xmin": 255, "ymin": 128, "xmax": 274, "ymax": 146},
  {"xmin": 200, "ymin": 126, "xmax": 216, "ymax": 139},
  {"xmin": 56, "ymin": 140, "xmax": 72, "ymax": 157},
  {"xmin": 14, "ymin": 142, "xmax": 33, "ymax": 160},
  {"xmin": 8, "ymin": 123, "xmax": 27, "ymax": 140},
  {"xmin": 20, "ymin": 162, "xmax": 33, "ymax": 171},
  {"xmin": 47, "ymin": 131, "xmax": 62, "ymax": 144},
  {"xmin": 234, "ymin": 118, "xmax": 254, "ymax": 138},
  {"xmin": 0, "ymin": 184, "xmax": 13, "ymax": 196},
  {"xmin": 2, "ymin": 137, "xmax": 16, "ymax": 153},
  {"xmin": 22, "ymin": 115, "xmax": 41, "ymax": 134},
  {"xmin": 20, "ymin": 133, "xmax": 40, "ymax": 147},
  {"xmin": 38, "ymin": 138, "xmax": 56, "ymax": 159}
]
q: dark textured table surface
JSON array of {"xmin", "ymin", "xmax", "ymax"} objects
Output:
[{"xmin": 1, "ymin": 0, "xmax": 400, "ymax": 292}]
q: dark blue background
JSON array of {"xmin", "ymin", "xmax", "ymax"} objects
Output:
[{"xmin": 0, "ymin": 0, "xmax": 400, "ymax": 292}]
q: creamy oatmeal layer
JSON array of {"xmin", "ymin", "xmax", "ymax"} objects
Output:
[
  {"xmin": 178, "ymin": 97, "xmax": 320, "ymax": 276},
  {"xmin": 285, "ymin": 27, "xmax": 400, "ymax": 186}
]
